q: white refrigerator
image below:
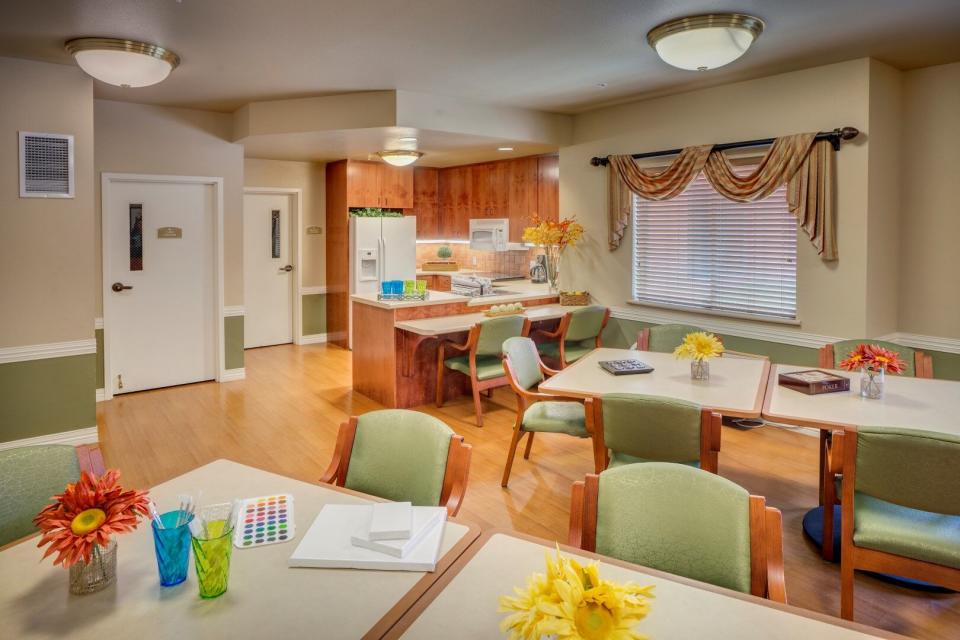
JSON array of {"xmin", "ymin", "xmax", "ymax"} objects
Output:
[{"xmin": 348, "ymin": 215, "xmax": 417, "ymax": 348}]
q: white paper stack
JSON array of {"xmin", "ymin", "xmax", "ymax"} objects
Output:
[
  {"xmin": 368, "ymin": 501, "xmax": 414, "ymax": 540},
  {"xmin": 288, "ymin": 503, "xmax": 447, "ymax": 571}
]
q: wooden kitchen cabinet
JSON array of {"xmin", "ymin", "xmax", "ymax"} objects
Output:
[
  {"xmin": 345, "ymin": 160, "xmax": 413, "ymax": 209},
  {"xmin": 509, "ymin": 156, "xmax": 539, "ymax": 241},
  {"xmin": 438, "ymin": 166, "xmax": 471, "ymax": 239},
  {"xmin": 411, "ymin": 167, "xmax": 439, "ymax": 238},
  {"xmin": 415, "ymin": 274, "xmax": 452, "ymax": 292},
  {"xmin": 537, "ymin": 155, "xmax": 559, "ymax": 222}
]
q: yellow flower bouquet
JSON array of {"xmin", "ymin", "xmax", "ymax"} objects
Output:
[
  {"xmin": 522, "ymin": 216, "xmax": 585, "ymax": 292},
  {"xmin": 499, "ymin": 548, "xmax": 654, "ymax": 640},
  {"xmin": 673, "ymin": 331, "xmax": 724, "ymax": 381}
]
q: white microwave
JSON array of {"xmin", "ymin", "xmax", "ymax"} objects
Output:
[{"xmin": 469, "ymin": 218, "xmax": 509, "ymax": 252}]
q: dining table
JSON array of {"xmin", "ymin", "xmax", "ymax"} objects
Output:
[
  {"xmin": 0, "ymin": 458, "xmax": 479, "ymax": 640},
  {"xmin": 538, "ymin": 348, "xmax": 771, "ymax": 418},
  {"xmin": 381, "ymin": 530, "xmax": 911, "ymax": 639}
]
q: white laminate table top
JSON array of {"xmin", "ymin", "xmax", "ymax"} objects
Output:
[
  {"xmin": 538, "ymin": 348, "xmax": 770, "ymax": 418},
  {"xmin": 763, "ymin": 364, "xmax": 960, "ymax": 435},
  {"xmin": 0, "ymin": 459, "xmax": 474, "ymax": 640},
  {"xmin": 395, "ymin": 304, "xmax": 568, "ymax": 336},
  {"xmin": 393, "ymin": 532, "xmax": 906, "ymax": 640}
]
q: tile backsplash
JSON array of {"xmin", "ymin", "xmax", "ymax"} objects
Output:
[{"xmin": 416, "ymin": 243, "xmax": 541, "ymax": 276}]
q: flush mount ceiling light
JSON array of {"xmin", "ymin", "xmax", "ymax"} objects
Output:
[
  {"xmin": 64, "ymin": 37, "xmax": 180, "ymax": 88},
  {"xmin": 647, "ymin": 13, "xmax": 764, "ymax": 71},
  {"xmin": 497, "ymin": 146, "xmax": 514, "ymax": 152},
  {"xmin": 378, "ymin": 150, "xmax": 424, "ymax": 166},
  {"xmin": 397, "ymin": 137, "xmax": 418, "ymax": 143}
]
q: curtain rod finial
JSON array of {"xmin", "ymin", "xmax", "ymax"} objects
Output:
[
  {"xmin": 590, "ymin": 156, "xmax": 607, "ymax": 167},
  {"xmin": 837, "ymin": 126, "xmax": 859, "ymax": 141}
]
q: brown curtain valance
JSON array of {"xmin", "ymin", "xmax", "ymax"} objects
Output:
[{"xmin": 607, "ymin": 132, "xmax": 837, "ymax": 260}]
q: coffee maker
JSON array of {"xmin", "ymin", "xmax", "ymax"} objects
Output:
[{"xmin": 529, "ymin": 254, "xmax": 548, "ymax": 283}]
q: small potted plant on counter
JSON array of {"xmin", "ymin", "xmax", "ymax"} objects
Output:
[{"xmin": 422, "ymin": 244, "xmax": 458, "ymax": 271}]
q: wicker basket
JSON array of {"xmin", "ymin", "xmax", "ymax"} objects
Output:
[
  {"xmin": 559, "ymin": 291, "xmax": 590, "ymax": 306},
  {"xmin": 421, "ymin": 261, "xmax": 459, "ymax": 272}
]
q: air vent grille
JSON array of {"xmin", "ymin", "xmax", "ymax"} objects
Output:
[{"xmin": 19, "ymin": 132, "xmax": 74, "ymax": 198}]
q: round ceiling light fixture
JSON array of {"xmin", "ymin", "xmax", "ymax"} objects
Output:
[
  {"xmin": 65, "ymin": 37, "xmax": 180, "ymax": 88},
  {"xmin": 647, "ymin": 13, "xmax": 764, "ymax": 71},
  {"xmin": 377, "ymin": 150, "xmax": 424, "ymax": 167}
]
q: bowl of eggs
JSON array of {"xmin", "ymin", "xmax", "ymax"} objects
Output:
[{"xmin": 484, "ymin": 302, "xmax": 525, "ymax": 317}]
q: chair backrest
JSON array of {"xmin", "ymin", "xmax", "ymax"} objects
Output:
[
  {"xmin": 854, "ymin": 427, "xmax": 960, "ymax": 516},
  {"xmin": 343, "ymin": 410, "xmax": 453, "ymax": 507},
  {"xmin": 595, "ymin": 463, "xmax": 753, "ymax": 594},
  {"xmin": 475, "ymin": 315, "xmax": 527, "ymax": 356},
  {"xmin": 502, "ymin": 337, "xmax": 544, "ymax": 391},
  {"xmin": 601, "ymin": 393, "xmax": 702, "ymax": 464},
  {"xmin": 646, "ymin": 324, "xmax": 706, "ymax": 353},
  {"xmin": 0, "ymin": 445, "xmax": 81, "ymax": 546},
  {"xmin": 830, "ymin": 340, "xmax": 916, "ymax": 377},
  {"xmin": 564, "ymin": 305, "xmax": 609, "ymax": 343}
]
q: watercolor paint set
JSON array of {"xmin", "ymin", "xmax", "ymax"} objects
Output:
[{"xmin": 233, "ymin": 494, "xmax": 296, "ymax": 548}]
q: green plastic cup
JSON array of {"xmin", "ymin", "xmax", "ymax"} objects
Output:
[
  {"xmin": 191, "ymin": 518, "xmax": 233, "ymax": 598},
  {"xmin": 415, "ymin": 279, "xmax": 427, "ymax": 294}
]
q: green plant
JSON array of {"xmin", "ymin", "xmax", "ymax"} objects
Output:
[
  {"xmin": 349, "ymin": 207, "xmax": 404, "ymax": 218},
  {"xmin": 436, "ymin": 245, "xmax": 453, "ymax": 259}
]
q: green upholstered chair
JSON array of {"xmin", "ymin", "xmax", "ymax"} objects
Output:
[
  {"xmin": 569, "ymin": 463, "xmax": 786, "ymax": 602},
  {"xmin": 436, "ymin": 315, "xmax": 531, "ymax": 426},
  {"xmin": 0, "ymin": 444, "xmax": 105, "ymax": 547},
  {"xmin": 636, "ymin": 324, "xmax": 708, "ymax": 353},
  {"xmin": 536, "ymin": 305, "xmax": 610, "ymax": 369},
  {"xmin": 585, "ymin": 393, "xmax": 722, "ymax": 474},
  {"xmin": 824, "ymin": 427, "xmax": 960, "ymax": 620},
  {"xmin": 819, "ymin": 339, "xmax": 932, "ymax": 378},
  {"xmin": 500, "ymin": 337, "xmax": 590, "ymax": 487},
  {"xmin": 320, "ymin": 409, "xmax": 472, "ymax": 516}
]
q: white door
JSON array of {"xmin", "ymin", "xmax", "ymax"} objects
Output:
[
  {"xmin": 243, "ymin": 193, "xmax": 294, "ymax": 348},
  {"xmin": 106, "ymin": 180, "xmax": 216, "ymax": 394}
]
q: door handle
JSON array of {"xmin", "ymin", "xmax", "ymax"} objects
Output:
[
  {"xmin": 111, "ymin": 282, "xmax": 133, "ymax": 292},
  {"xmin": 280, "ymin": 264, "xmax": 294, "ymax": 272}
]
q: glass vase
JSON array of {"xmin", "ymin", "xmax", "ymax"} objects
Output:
[
  {"xmin": 69, "ymin": 539, "xmax": 117, "ymax": 595},
  {"xmin": 690, "ymin": 359, "xmax": 710, "ymax": 381},
  {"xmin": 543, "ymin": 245, "xmax": 562, "ymax": 293},
  {"xmin": 860, "ymin": 366, "xmax": 884, "ymax": 399}
]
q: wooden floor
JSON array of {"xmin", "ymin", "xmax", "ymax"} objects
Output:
[{"xmin": 97, "ymin": 343, "xmax": 958, "ymax": 639}]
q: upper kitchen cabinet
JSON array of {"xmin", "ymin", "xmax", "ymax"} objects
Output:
[
  {"xmin": 411, "ymin": 167, "xmax": 439, "ymax": 239},
  {"xmin": 437, "ymin": 166, "xmax": 471, "ymax": 239},
  {"xmin": 508, "ymin": 156, "xmax": 539, "ymax": 241},
  {"xmin": 472, "ymin": 162, "xmax": 509, "ymax": 218},
  {"xmin": 345, "ymin": 160, "xmax": 414, "ymax": 209},
  {"xmin": 537, "ymin": 155, "xmax": 559, "ymax": 222}
]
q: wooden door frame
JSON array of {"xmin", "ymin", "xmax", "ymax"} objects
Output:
[
  {"xmin": 243, "ymin": 187, "xmax": 304, "ymax": 346},
  {"xmin": 101, "ymin": 173, "xmax": 225, "ymax": 401}
]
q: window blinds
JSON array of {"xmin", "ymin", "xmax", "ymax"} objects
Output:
[{"xmin": 632, "ymin": 171, "xmax": 797, "ymax": 320}]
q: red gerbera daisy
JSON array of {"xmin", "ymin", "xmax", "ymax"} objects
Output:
[{"xmin": 33, "ymin": 469, "xmax": 149, "ymax": 567}]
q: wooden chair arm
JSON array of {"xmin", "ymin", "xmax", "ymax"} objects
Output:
[
  {"xmin": 765, "ymin": 506, "xmax": 787, "ymax": 604},
  {"xmin": 539, "ymin": 362, "xmax": 561, "ymax": 377},
  {"xmin": 825, "ymin": 430, "xmax": 845, "ymax": 474},
  {"xmin": 320, "ymin": 418, "xmax": 358, "ymax": 486},
  {"xmin": 535, "ymin": 313, "xmax": 571, "ymax": 341},
  {"xmin": 75, "ymin": 444, "xmax": 106, "ymax": 476},
  {"xmin": 440, "ymin": 435, "xmax": 472, "ymax": 517},
  {"xmin": 568, "ymin": 480, "xmax": 585, "ymax": 547}
]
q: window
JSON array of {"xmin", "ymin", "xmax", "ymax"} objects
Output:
[{"xmin": 631, "ymin": 169, "xmax": 797, "ymax": 321}]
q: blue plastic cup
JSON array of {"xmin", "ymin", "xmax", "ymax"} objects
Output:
[
  {"xmin": 152, "ymin": 510, "xmax": 194, "ymax": 587},
  {"xmin": 381, "ymin": 281, "xmax": 391, "ymax": 297}
]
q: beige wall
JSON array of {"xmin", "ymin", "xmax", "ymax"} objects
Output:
[
  {"xmin": 899, "ymin": 62, "xmax": 960, "ymax": 339},
  {"xmin": 562, "ymin": 58, "xmax": 873, "ymax": 338},
  {"xmin": 243, "ymin": 158, "xmax": 326, "ymax": 287},
  {"xmin": 94, "ymin": 100, "xmax": 245, "ymax": 308},
  {"xmin": 0, "ymin": 57, "xmax": 94, "ymax": 347}
]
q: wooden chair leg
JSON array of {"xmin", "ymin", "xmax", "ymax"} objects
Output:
[
  {"xmin": 821, "ymin": 447, "xmax": 836, "ymax": 562},
  {"xmin": 436, "ymin": 352, "xmax": 445, "ymax": 407},
  {"xmin": 501, "ymin": 421, "xmax": 525, "ymax": 487},
  {"xmin": 485, "ymin": 388, "xmax": 493, "ymax": 398},
  {"xmin": 472, "ymin": 380, "xmax": 484, "ymax": 427},
  {"xmin": 841, "ymin": 553, "xmax": 855, "ymax": 620},
  {"xmin": 523, "ymin": 432, "xmax": 536, "ymax": 459}
]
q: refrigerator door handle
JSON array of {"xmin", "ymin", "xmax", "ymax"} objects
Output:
[{"xmin": 379, "ymin": 236, "xmax": 385, "ymax": 283}]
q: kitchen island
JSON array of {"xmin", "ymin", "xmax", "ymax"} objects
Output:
[{"xmin": 351, "ymin": 281, "xmax": 560, "ymax": 408}]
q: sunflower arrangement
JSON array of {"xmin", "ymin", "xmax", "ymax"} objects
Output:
[
  {"xmin": 673, "ymin": 332, "xmax": 725, "ymax": 362},
  {"xmin": 522, "ymin": 216, "xmax": 585, "ymax": 249},
  {"xmin": 838, "ymin": 343, "xmax": 907, "ymax": 374},
  {"xmin": 499, "ymin": 548, "xmax": 654, "ymax": 640},
  {"xmin": 33, "ymin": 469, "xmax": 149, "ymax": 567}
]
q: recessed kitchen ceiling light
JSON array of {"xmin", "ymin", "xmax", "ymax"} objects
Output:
[
  {"xmin": 597, "ymin": 82, "xmax": 608, "ymax": 88},
  {"xmin": 378, "ymin": 150, "xmax": 424, "ymax": 166},
  {"xmin": 65, "ymin": 37, "xmax": 180, "ymax": 87},
  {"xmin": 397, "ymin": 137, "xmax": 418, "ymax": 143},
  {"xmin": 647, "ymin": 13, "xmax": 764, "ymax": 71},
  {"xmin": 498, "ymin": 147, "xmax": 514, "ymax": 152}
]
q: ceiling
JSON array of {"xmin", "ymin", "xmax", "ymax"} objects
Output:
[{"xmin": 2, "ymin": 0, "xmax": 960, "ymax": 115}]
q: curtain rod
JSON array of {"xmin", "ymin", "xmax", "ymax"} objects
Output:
[{"xmin": 589, "ymin": 126, "xmax": 860, "ymax": 167}]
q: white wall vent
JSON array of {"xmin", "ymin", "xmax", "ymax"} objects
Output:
[{"xmin": 19, "ymin": 131, "xmax": 75, "ymax": 198}]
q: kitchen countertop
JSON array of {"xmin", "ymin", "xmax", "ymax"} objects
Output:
[
  {"xmin": 396, "ymin": 304, "xmax": 568, "ymax": 336},
  {"xmin": 351, "ymin": 280, "xmax": 554, "ymax": 310},
  {"xmin": 415, "ymin": 269, "xmax": 477, "ymax": 276}
]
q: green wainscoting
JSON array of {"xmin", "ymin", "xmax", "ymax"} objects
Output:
[
  {"xmin": 224, "ymin": 316, "xmax": 245, "ymax": 370},
  {"xmin": 0, "ymin": 354, "xmax": 96, "ymax": 443},
  {"xmin": 302, "ymin": 293, "xmax": 327, "ymax": 336},
  {"xmin": 95, "ymin": 328, "xmax": 104, "ymax": 389}
]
